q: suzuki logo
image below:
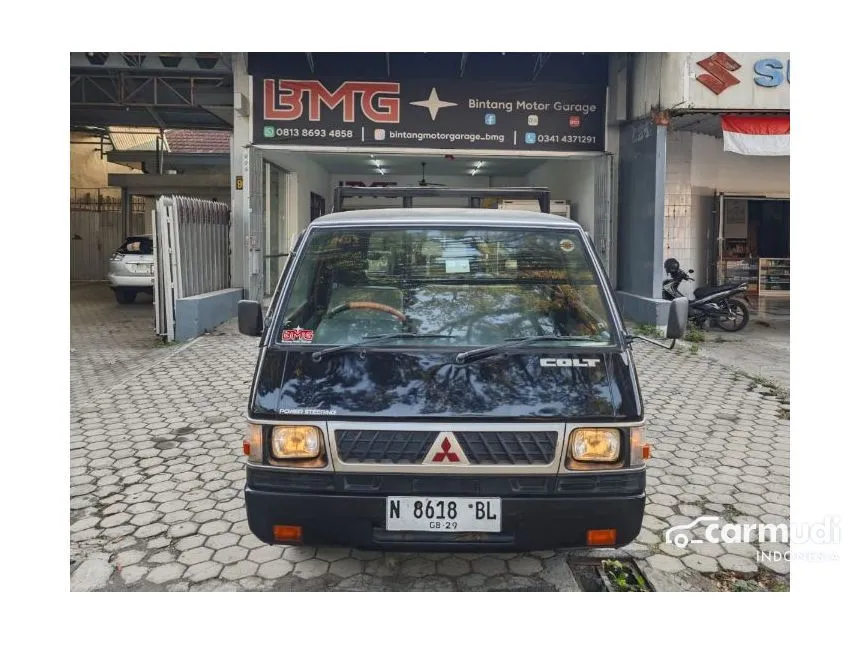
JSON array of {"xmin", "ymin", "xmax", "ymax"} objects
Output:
[
  {"xmin": 423, "ymin": 433, "xmax": 468, "ymax": 464},
  {"xmin": 263, "ymin": 79, "xmax": 401, "ymax": 123},
  {"xmin": 695, "ymin": 52, "xmax": 741, "ymax": 95}
]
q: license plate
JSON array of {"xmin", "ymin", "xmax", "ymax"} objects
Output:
[
  {"xmin": 129, "ymin": 263, "xmax": 153, "ymax": 274},
  {"xmin": 385, "ymin": 497, "xmax": 501, "ymax": 532}
]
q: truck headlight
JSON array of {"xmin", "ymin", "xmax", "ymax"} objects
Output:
[
  {"xmin": 569, "ymin": 428, "xmax": 620, "ymax": 463},
  {"xmin": 271, "ymin": 425, "xmax": 323, "ymax": 461}
]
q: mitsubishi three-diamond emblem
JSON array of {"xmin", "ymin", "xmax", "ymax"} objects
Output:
[
  {"xmin": 410, "ymin": 88, "xmax": 458, "ymax": 121},
  {"xmin": 423, "ymin": 432, "xmax": 468, "ymax": 464}
]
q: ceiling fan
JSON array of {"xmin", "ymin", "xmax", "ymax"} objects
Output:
[{"xmin": 417, "ymin": 162, "xmax": 446, "ymax": 187}]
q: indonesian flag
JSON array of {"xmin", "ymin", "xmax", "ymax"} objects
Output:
[{"xmin": 722, "ymin": 115, "xmax": 790, "ymax": 156}]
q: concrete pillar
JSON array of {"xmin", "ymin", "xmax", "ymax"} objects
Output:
[
  {"xmin": 614, "ymin": 118, "xmax": 670, "ymax": 328},
  {"xmin": 121, "ymin": 187, "xmax": 130, "ymax": 239},
  {"xmin": 230, "ymin": 53, "xmax": 251, "ymax": 297}
]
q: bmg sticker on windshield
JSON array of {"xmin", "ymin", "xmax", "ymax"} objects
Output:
[
  {"xmin": 282, "ymin": 327, "xmax": 314, "ymax": 343},
  {"xmin": 560, "ymin": 239, "xmax": 575, "ymax": 252}
]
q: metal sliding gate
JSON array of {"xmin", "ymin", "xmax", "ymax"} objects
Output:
[
  {"xmin": 70, "ymin": 189, "xmax": 148, "ymax": 281},
  {"xmin": 592, "ymin": 153, "xmax": 614, "ymax": 284},
  {"xmin": 153, "ymin": 195, "xmax": 231, "ymax": 341}
]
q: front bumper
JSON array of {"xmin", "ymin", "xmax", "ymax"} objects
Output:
[{"xmin": 245, "ymin": 468, "xmax": 646, "ymax": 551}]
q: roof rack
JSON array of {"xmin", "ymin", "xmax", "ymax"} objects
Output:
[{"xmin": 333, "ymin": 186, "xmax": 552, "ymax": 214}]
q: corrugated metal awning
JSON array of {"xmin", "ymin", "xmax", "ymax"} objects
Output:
[
  {"xmin": 670, "ymin": 111, "xmax": 790, "ymax": 139},
  {"xmin": 107, "ymin": 127, "xmax": 163, "ymax": 151}
]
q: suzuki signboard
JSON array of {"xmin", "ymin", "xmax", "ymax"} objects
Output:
[
  {"xmin": 677, "ymin": 52, "xmax": 790, "ymax": 110},
  {"xmin": 252, "ymin": 77, "xmax": 606, "ymax": 153}
]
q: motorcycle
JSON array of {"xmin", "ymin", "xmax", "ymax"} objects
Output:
[{"xmin": 661, "ymin": 258, "xmax": 750, "ymax": 332}]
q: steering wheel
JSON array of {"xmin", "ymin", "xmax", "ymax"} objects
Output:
[{"xmin": 326, "ymin": 301, "xmax": 408, "ymax": 323}]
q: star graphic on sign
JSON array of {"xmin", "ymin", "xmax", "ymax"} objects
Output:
[{"xmin": 410, "ymin": 88, "xmax": 458, "ymax": 121}]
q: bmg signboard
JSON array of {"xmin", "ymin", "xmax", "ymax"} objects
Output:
[{"xmin": 252, "ymin": 78, "xmax": 606, "ymax": 153}]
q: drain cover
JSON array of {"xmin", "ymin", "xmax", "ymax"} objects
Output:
[{"xmin": 567, "ymin": 557, "xmax": 653, "ymax": 592}]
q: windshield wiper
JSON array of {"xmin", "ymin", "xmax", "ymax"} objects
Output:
[
  {"xmin": 311, "ymin": 333, "xmax": 455, "ymax": 362},
  {"xmin": 454, "ymin": 335, "xmax": 604, "ymax": 365}
]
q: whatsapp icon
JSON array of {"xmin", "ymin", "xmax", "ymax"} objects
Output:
[{"xmin": 263, "ymin": 126, "xmax": 275, "ymax": 138}]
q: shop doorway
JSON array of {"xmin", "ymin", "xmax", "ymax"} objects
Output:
[
  {"xmin": 718, "ymin": 195, "xmax": 789, "ymax": 314},
  {"xmin": 263, "ymin": 162, "xmax": 290, "ymax": 297},
  {"xmin": 310, "ymin": 192, "xmax": 326, "ymax": 222}
]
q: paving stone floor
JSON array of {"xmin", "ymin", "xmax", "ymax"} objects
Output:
[{"xmin": 70, "ymin": 283, "xmax": 790, "ymax": 591}]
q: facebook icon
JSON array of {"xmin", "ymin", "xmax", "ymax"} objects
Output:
[
  {"xmin": 484, "ymin": 113, "xmax": 496, "ymax": 125},
  {"xmin": 524, "ymin": 132, "xmax": 537, "ymax": 144}
]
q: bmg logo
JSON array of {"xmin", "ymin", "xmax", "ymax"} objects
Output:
[
  {"xmin": 695, "ymin": 52, "xmax": 741, "ymax": 95},
  {"xmin": 263, "ymin": 79, "xmax": 400, "ymax": 123}
]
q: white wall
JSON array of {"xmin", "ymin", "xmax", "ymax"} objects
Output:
[
  {"xmin": 489, "ymin": 176, "xmax": 529, "ymax": 187},
  {"xmin": 664, "ymin": 131, "xmax": 790, "ymax": 287},
  {"xmin": 262, "ymin": 150, "xmax": 331, "ymax": 237},
  {"xmin": 527, "ymin": 159, "xmax": 595, "ymax": 232},
  {"xmin": 664, "ymin": 132, "xmax": 696, "ymax": 280},
  {"xmin": 626, "ymin": 53, "xmax": 791, "ymax": 119},
  {"xmin": 691, "ymin": 133, "xmax": 790, "ymax": 196},
  {"xmin": 230, "ymin": 54, "xmax": 251, "ymax": 292},
  {"xmin": 668, "ymin": 52, "xmax": 790, "ymax": 111},
  {"xmin": 628, "ymin": 53, "xmax": 666, "ymax": 120}
]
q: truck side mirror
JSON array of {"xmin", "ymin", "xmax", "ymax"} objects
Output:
[
  {"xmin": 238, "ymin": 300, "xmax": 263, "ymax": 337},
  {"xmin": 666, "ymin": 297, "xmax": 689, "ymax": 340}
]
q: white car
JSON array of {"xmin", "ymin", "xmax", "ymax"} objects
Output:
[{"xmin": 107, "ymin": 235, "xmax": 155, "ymax": 304}]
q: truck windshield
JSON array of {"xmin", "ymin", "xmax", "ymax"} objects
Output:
[{"xmin": 275, "ymin": 226, "xmax": 616, "ymax": 349}]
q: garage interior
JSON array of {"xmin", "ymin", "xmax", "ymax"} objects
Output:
[{"xmin": 255, "ymin": 149, "xmax": 607, "ymax": 296}]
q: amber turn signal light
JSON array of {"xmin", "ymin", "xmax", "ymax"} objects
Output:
[
  {"xmin": 642, "ymin": 444, "xmax": 651, "ymax": 460},
  {"xmin": 273, "ymin": 525, "xmax": 303, "ymax": 543},
  {"xmin": 245, "ymin": 424, "xmax": 263, "ymax": 463},
  {"xmin": 587, "ymin": 529, "xmax": 617, "ymax": 546}
]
